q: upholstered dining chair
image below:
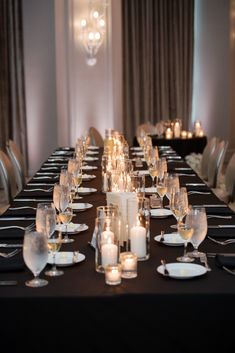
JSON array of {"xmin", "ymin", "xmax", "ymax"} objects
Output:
[
  {"xmin": 6, "ymin": 140, "xmax": 25, "ymax": 192},
  {"xmin": 88, "ymin": 127, "xmax": 104, "ymax": 147},
  {"xmin": 0, "ymin": 150, "xmax": 18, "ymax": 204},
  {"xmin": 136, "ymin": 122, "xmax": 156, "ymax": 137},
  {"xmin": 207, "ymin": 140, "xmax": 228, "ymax": 189},
  {"xmin": 200, "ymin": 136, "xmax": 218, "ymax": 180}
]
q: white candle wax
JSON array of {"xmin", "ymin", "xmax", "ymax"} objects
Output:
[
  {"xmin": 122, "ymin": 256, "xmax": 136, "ymax": 270},
  {"xmin": 130, "ymin": 225, "xmax": 146, "ymax": 258},
  {"xmin": 174, "ymin": 122, "xmax": 181, "ymax": 138},
  {"xmin": 102, "ymin": 173, "xmax": 108, "ymax": 192},
  {"xmin": 101, "ymin": 243, "xmax": 118, "ymax": 267},
  {"xmin": 165, "ymin": 128, "xmax": 173, "ymax": 139},
  {"xmin": 101, "ymin": 230, "xmax": 114, "ymax": 244},
  {"xmin": 105, "ymin": 265, "xmax": 122, "ymax": 285}
]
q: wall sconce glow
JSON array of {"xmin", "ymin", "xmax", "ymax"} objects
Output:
[{"xmin": 79, "ymin": 0, "xmax": 108, "ymax": 66}]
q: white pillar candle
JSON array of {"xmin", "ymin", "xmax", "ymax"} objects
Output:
[
  {"xmin": 165, "ymin": 128, "xmax": 173, "ymax": 139},
  {"xmin": 130, "ymin": 225, "xmax": 146, "ymax": 258},
  {"xmin": 174, "ymin": 122, "xmax": 181, "ymax": 138},
  {"xmin": 101, "ymin": 243, "xmax": 118, "ymax": 267},
  {"xmin": 105, "ymin": 264, "xmax": 122, "ymax": 285},
  {"xmin": 102, "ymin": 173, "xmax": 108, "ymax": 192},
  {"xmin": 101, "ymin": 230, "xmax": 114, "ymax": 244}
]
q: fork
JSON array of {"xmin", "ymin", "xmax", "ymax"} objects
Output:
[
  {"xmin": 23, "ymin": 187, "xmax": 53, "ymax": 192},
  {"xmin": 207, "ymin": 236, "xmax": 235, "ymax": 245},
  {"xmin": 0, "ymin": 249, "xmax": 21, "ymax": 258},
  {"xmin": 9, "ymin": 206, "xmax": 37, "ymax": 211},
  {"xmin": 188, "ymin": 191, "xmax": 211, "ymax": 195},
  {"xmin": 207, "ymin": 215, "xmax": 232, "ymax": 219},
  {"xmin": 222, "ymin": 266, "xmax": 235, "ymax": 275},
  {"xmin": 0, "ymin": 222, "xmax": 35, "ymax": 231}
]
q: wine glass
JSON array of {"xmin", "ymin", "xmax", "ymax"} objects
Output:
[
  {"xmin": 45, "ymin": 230, "xmax": 63, "ymax": 276},
  {"xmin": 59, "ymin": 206, "xmax": 74, "ymax": 243},
  {"xmin": 187, "ymin": 207, "xmax": 208, "ymax": 258},
  {"xmin": 170, "ymin": 187, "xmax": 188, "ymax": 229},
  {"xmin": 72, "ymin": 168, "xmax": 83, "ymax": 199},
  {"xmin": 156, "ymin": 173, "xmax": 167, "ymax": 208},
  {"xmin": 23, "ymin": 230, "xmax": 48, "ymax": 287},
  {"xmin": 165, "ymin": 174, "xmax": 180, "ymax": 201},
  {"xmin": 176, "ymin": 221, "xmax": 194, "ymax": 263},
  {"xmin": 148, "ymin": 161, "xmax": 159, "ymax": 187},
  {"xmin": 36, "ymin": 203, "xmax": 56, "ymax": 238}
]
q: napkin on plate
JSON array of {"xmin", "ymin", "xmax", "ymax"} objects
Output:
[
  {"xmin": 0, "ymin": 254, "xmax": 25, "ymax": 272},
  {"xmin": 215, "ymin": 254, "xmax": 235, "ymax": 268}
]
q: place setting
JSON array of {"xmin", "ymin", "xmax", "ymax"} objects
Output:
[
  {"xmin": 69, "ymin": 202, "xmax": 93, "ymax": 212},
  {"xmin": 47, "ymin": 251, "xmax": 86, "ymax": 267}
]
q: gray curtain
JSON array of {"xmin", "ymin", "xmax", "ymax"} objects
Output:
[
  {"xmin": 0, "ymin": 0, "xmax": 28, "ymax": 172},
  {"xmin": 122, "ymin": 0, "xmax": 194, "ymax": 144}
]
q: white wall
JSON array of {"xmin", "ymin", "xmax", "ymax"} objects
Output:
[
  {"xmin": 192, "ymin": 0, "xmax": 230, "ymax": 141},
  {"xmin": 23, "ymin": 0, "xmax": 58, "ymax": 175}
]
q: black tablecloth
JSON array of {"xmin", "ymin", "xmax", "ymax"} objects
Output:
[
  {"xmin": 0, "ymin": 148, "xmax": 235, "ymax": 353},
  {"xmin": 133, "ymin": 135, "xmax": 207, "ymax": 157}
]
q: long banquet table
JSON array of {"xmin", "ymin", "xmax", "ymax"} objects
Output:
[{"xmin": 0, "ymin": 146, "xmax": 235, "ymax": 353}]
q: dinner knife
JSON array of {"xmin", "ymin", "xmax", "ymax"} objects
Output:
[
  {"xmin": 0, "ymin": 281, "xmax": 18, "ymax": 286},
  {"xmin": 0, "ymin": 244, "xmax": 23, "ymax": 248},
  {"xmin": 0, "ymin": 217, "xmax": 35, "ymax": 221},
  {"xmin": 185, "ymin": 183, "xmax": 206, "ymax": 186},
  {"xmin": 13, "ymin": 199, "xmax": 53, "ymax": 202},
  {"xmin": 194, "ymin": 204, "xmax": 228, "ymax": 208},
  {"xmin": 207, "ymin": 253, "xmax": 235, "ymax": 258},
  {"xmin": 208, "ymin": 225, "xmax": 235, "ymax": 228},
  {"xmin": 27, "ymin": 183, "xmax": 55, "ymax": 186}
]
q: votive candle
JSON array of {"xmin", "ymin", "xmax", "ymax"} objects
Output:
[
  {"xmin": 120, "ymin": 252, "xmax": 137, "ymax": 278},
  {"xmin": 105, "ymin": 264, "xmax": 122, "ymax": 285}
]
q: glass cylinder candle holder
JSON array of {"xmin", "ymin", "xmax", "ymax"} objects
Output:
[
  {"xmin": 120, "ymin": 252, "xmax": 137, "ymax": 278},
  {"xmin": 95, "ymin": 216, "xmax": 119, "ymax": 273},
  {"xmin": 128, "ymin": 196, "xmax": 150, "ymax": 261},
  {"xmin": 105, "ymin": 264, "xmax": 122, "ymax": 285},
  {"xmin": 181, "ymin": 130, "xmax": 187, "ymax": 139},
  {"xmin": 165, "ymin": 128, "xmax": 173, "ymax": 139}
]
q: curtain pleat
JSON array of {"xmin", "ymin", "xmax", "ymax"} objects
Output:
[
  {"xmin": 0, "ymin": 0, "xmax": 28, "ymax": 172},
  {"xmin": 122, "ymin": 0, "xmax": 194, "ymax": 144}
]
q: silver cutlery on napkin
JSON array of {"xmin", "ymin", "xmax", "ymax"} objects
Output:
[
  {"xmin": 0, "ymin": 249, "xmax": 21, "ymax": 258},
  {"xmin": 14, "ymin": 199, "xmax": 53, "ymax": 202},
  {"xmin": 185, "ymin": 183, "xmax": 206, "ymax": 186},
  {"xmin": 194, "ymin": 204, "xmax": 228, "ymax": 208},
  {"xmin": 23, "ymin": 188, "xmax": 53, "ymax": 192},
  {"xmin": 207, "ymin": 236, "xmax": 235, "ymax": 245},
  {"xmin": 188, "ymin": 191, "xmax": 211, "ymax": 195},
  {"xmin": 27, "ymin": 183, "xmax": 55, "ymax": 186},
  {"xmin": 0, "ymin": 281, "xmax": 18, "ymax": 286},
  {"xmin": 207, "ymin": 215, "xmax": 232, "ymax": 219},
  {"xmin": 177, "ymin": 173, "xmax": 196, "ymax": 176},
  {"xmin": 208, "ymin": 225, "xmax": 235, "ymax": 228},
  {"xmin": 0, "ymin": 222, "xmax": 35, "ymax": 230},
  {"xmin": 222, "ymin": 266, "xmax": 235, "ymax": 275},
  {"xmin": 0, "ymin": 217, "xmax": 35, "ymax": 221},
  {"xmin": 9, "ymin": 206, "xmax": 37, "ymax": 211},
  {"xmin": 0, "ymin": 243, "xmax": 23, "ymax": 248}
]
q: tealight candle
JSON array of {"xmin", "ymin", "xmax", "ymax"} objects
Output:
[
  {"xmin": 165, "ymin": 128, "xmax": 173, "ymax": 139},
  {"xmin": 101, "ymin": 243, "xmax": 118, "ymax": 267},
  {"xmin": 198, "ymin": 129, "xmax": 204, "ymax": 137},
  {"xmin": 120, "ymin": 252, "xmax": 137, "ymax": 278},
  {"xmin": 187, "ymin": 131, "xmax": 193, "ymax": 139},
  {"xmin": 181, "ymin": 130, "xmax": 187, "ymax": 139},
  {"xmin": 105, "ymin": 264, "xmax": 122, "ymax": 285},
  {"xmin": 130, "ymin": 225, "xmax": 146, "ymax": 259}
]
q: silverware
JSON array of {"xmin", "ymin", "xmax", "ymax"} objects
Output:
[
  {"xmin": 33, "ymin": 176, "xmax": 58, "ymax": 180},
  {"xmin": 207, "ymin": 215, "xmax": 232, "ymax": 219},
  {"xmin": 200, "ymin": 254, "xmax": 212, "ymax": 271},
  {"xmin": 194, "ymin": 204, "xmax": 228, "ymax": 208},
  {"xmin": 0, "ymin": 249, "xmax": 21, "ymax": 258},
  {"xmin": 36, "ymin": 172, "xmax": 59, "ymax": 175},
  {"xmin": 23, "ymin": 188, "xmax": 53, "ymax": 192},
  {"xmin": 14, "ymin": 199, "xmax": 53, "ymax": 202},
  {"xmin": 0, "ymin": 222, "xmax": 35, "ymax": 231},
  {"xmin": 41, "ymin": 167, "xmax": 60, "ymax": 170},
  {"xmin": 27, "ymin": 183, "xmax": 55, "ymax": 186},
  {"xmin": 207, "ymin": 236, "xmax": 235, "ymax": 245},
  {"xmin": 222, "ymin": 266, "xmax": 235, "ymax": 275},
  {"xmin": 177, "ymin": 173, "xmax": 196, "ymax": 176},
  {"xmin": 208, "ymin": 225, "xmax": 235, "ymax": 229},
  {"xmin": 185, "ymin": 183, "xmax": 206, "ymax": 186},
  {"xmin": 0, "ymin": 217, "xmax": 35, "ymax": 221},
  {"xmin": 0, "ymin": 243, "xmax": 23, "ymax": 248},
  {"xmin": 174, "ymin": 168, "xmax": 192, "ymax": 171},
  {"xmin": 161, "ymin": 259, "xmax": 169, "ymax": 276},
  {"xmin": 188, "ymin": 191, "xmax": 211, "ymax": 195},
  {"xmin": 43, "ymin": 163, "xmax": 67, "ymax": 167},
  {"xmin": 160, "ymin": 230, "xmax": 165, "ymax": 242},
  {"xmin": 9, "ymin": 206, "xmax": 37, "ymax": 211},
  {"xmin": 0, "ymin": 281, "xmax": 18, "ymax": 286}
]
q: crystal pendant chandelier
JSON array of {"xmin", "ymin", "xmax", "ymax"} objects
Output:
[{"xmin": 79, "ymin": 0, "xmax": 107, "ymax": 66}]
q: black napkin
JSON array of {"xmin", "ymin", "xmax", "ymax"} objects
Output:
[
  {"xmin": 215, "ymin": 254, "xmax": 235, "ymax": 268},
  {"xmin": 0, "ymin": 253, "xmax": 25, "ymax": 272},
  {"xmin": 0, "ymin": 230, "xmax": 24, "ymax": 240},
  {"xmin": 206, "ymin": 207, "xmax": 235, "ymax": 215},
  {"xmin": 207, "ymin": 228, "xmax": 235, "ymax": 238}
]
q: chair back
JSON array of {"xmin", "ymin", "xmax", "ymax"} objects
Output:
[
  {"xmin": 88, "ymin": 127, "xmax": 104, "ymax": 147},
  {"xmin": 200, "ymin": 137, "xmax": 218, "ymax": 180},
  {"xmin": 6, "ymin": 140, "xmax": 25, "ymax": 191},
  {"xmin": 225, "ymin": 153, "xmax": 235, "ymax": 202},
  {"xmin": 208, "ymin": 140, "xmax": 228, "ymax": 188},
  {"xmin": 0, "ymin": 150, "xmax": 18, "ymax": 203},
  {"xmin": 136, "ymin": 122, "xmax": 156, "ymax": 136}
]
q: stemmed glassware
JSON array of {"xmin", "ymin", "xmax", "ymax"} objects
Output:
[
  {"xmin": 177, "ymin": 221, "xmax": 194, "ymax": 263},
  {"xmin": 148, "ymin": 160, "xmax": 159, "ymax": 187},
  {"xmin": 45, "ymin": 229, "xmax": 63, "ymax": 276},
  {"xmin": 23, "ymin": 230, "xmax": 49, "ymax": 287},
  {"xmin": 170, "ymin": 187, "xmax": 188, "ymax": 229},
  {"xmin": 156, "ymin": 173, "xmax": 167, "ymax": 208},
  {"xmin": 59, "ymin": 206, "xmax": 74, "ymax": 243},
  {"xmin": 186, "ymin": 207, "xmax": 208, "ymax": 258}
]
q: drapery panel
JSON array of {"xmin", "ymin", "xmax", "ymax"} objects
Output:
[
  {"xmin": 0, "ymin": 0, "xmax": 28, "ymax": 172},
  {"xmin": 122, "ymin": 0, "xmax": 194, "ymax": 143}
]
